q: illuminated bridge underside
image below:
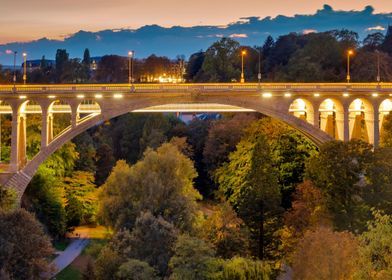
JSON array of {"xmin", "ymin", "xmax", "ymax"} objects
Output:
[
  {"xmin": 134, "ymin": 103, "xmax": 254, "ymax": 112},
  {"xmin": 1, "ymin": 82, "xmax": 392, "ymax": 199}
]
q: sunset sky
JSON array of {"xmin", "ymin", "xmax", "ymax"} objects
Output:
[{"xmin": 0, "ymin": 0, "xmax": 391, "ymax": 44}]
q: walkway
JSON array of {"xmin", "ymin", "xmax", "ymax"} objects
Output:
[{"xmin": 50, "ymin": 238, "xmax": 90, "ymax": 278}]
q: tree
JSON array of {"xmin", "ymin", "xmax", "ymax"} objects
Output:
[
  {"xmin": 305, "ymin": 140, "xmax": 373, "ymax": 232},
  {"xmin": 96, "ymin": 55, "xmax": 127, "ymax": 83},
  {"xmin": 98, "ymin": 143, "xmax": 200, "ymax": 231},
  {"xmin": 363, "ymin": 33, "xmax": 385, "ymax": 51},
  {"xmin": 186, "ymin": 51, "xmax": 205, "ymax": 81},
  {"xmin": 203, "ymin": 113, "xmax": 258, "ymax": 178},
  {"xmin": 95, "ymin": 143, "xmax": 115, "ymax": 186},
  {"xmin": 0, "ymin": 209, "xmax": 54, "ymax": 279},
  {"xmin": 381, "ymin": 25, "xmax": 392, "ymax": 55},
  {"xmin": 169, "ymin": 234, "xmax": 218, "ymax": 280},
  {"xmin": 200, "ymin": 202, "xmax": 250, "ymax": 258},
  {"xmin": 199, "ymin": 38, "xmax": 240, "ymax": 82},
  {"xmin": 291, "ymin": 227, "xmax": 359, "ymax": 280},
  {"xmin": 55, "ymin": 49, "xmax": 69, "ymax": 82},
  {"xmin": 220, "ymin": 257, "xmax": 272, "ymax": 280},
  {"xmin": 62, "ymin": 171, "xmax": 98, "ymax": 224},
  {"xmin": 116, "ymin": 259, "xmax": 159, "ymax": 280},
  {"xmin": 0, "ymin": 185, "xmax": 17, "ymax": 211},
  {"xmin": 25, "ymin": 166, "xmax": 67, "ymax": 239},
  {"xmin": 216, "ymin": 135, "xmax": 282, "ymax": 259},
  {"xmin": 356, "ymin": 211, "xmax": 392, "ymax": 279}
]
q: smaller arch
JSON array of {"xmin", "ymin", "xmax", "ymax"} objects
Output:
[
  {"xmin": 289, "ymin": 98, "xmax": 314, "ymax": 124},
  {"xmin": 319, "ymin": 98, "xmax": 344, "ymax": 140},
  {"xmin": 77, "ymin": 99, "xmax": 101, "ymax": 123},
  {"xmin": 49, "ymin": 100, "xmax": 72, "ymax": 140},
  {"xmin": 379, "ymin": 99, "xmax": 392, "ymax": 139},
  {"xmin": 348, "ymin": 98, "xmax": 374, "ymax": 143},
  {"xmin": 0, "ymin": 101, "xmax": 12, "ymax": 165}
]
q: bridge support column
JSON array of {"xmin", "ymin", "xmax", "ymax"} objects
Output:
[
  {"xmin": 10, "ymin": 111, "xmax": 26, "ymax": 172},
  {"xmin": 342, "ymin": 105, "xmax": 350, "ymax": 142},
  {"xmin": 70, "ymin": 102, "xmax": 80, "ymax": 128},
  {"xmin": 366, "ymin": 107, "xmax": 379, "ymax": 146},
  {"xmin": 312, "ymin": 107, "xmax": 320, "ymax": 128},
  {"xmin": 41, "ymin": 110, "xmax": 54, "ymax": 148}
]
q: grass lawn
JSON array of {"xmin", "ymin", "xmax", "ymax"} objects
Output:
[{"xmin": 55, "ymin": 265, "xmax": 82, "ymax": 280}]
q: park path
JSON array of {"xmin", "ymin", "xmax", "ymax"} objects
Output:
[{"xmin": 50, "ymin": 237, "xmax": 90, "ymax": 278}]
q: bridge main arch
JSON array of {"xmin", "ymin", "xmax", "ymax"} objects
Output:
[{"xmin": 4, "ymin": 94, "xmax": 332, "ymax": 199}]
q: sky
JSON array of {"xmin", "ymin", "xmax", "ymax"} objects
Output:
[{"xmin": 0, "ymin": 0, "xmax": 391, "ymax": 44}]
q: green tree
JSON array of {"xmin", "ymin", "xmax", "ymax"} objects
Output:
[
  {"xmin": 216, "ymin": 135, "xmax": 282, "ymax": 259},
  {"xmin": 199, "ymin": 38, "xmax": 240, "ymax": 82},
  {"xmin": 0, "ymin": 209, "xmax": 54, "ymax": 279},
  {"xmin": 116, "ymin": 259, "xmax": 159, "ymax": 280},
  {"xmin": 305, "ymin": 140, "xmax": 373, "ymax": 232},
  {"xmin": 0, "ymin": 185, "xmax": 17, "ymax": 211},
  {"xmin": 220, "ymin": 257, "xmax": 272, "ymax": 280},
  {"xmin": 169, "ymin": 234, "xmax": 218, "ymax": 280},
  {"xmin": 55, "ymin": 49, "xmax": 69, "ymax": 82},
  {"xmin": 99, "ymin": 143, "xmax": 200, "ymax": 231},
  {"xmin": 356, "ymin": 211, "xmax": 392, "ymax": 279}
]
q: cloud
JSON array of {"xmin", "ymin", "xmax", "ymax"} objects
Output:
[
  {"xmin": 5, "ymin": 50, "xmax": 13, "ymax": 55},
  {"xmin": 229, "ymin": 33, "xmax": 248, "ymax": 38},
  {"xmin": 1, "ymin": 5, "xmax": 392, "ymax": 65},
  {"xmin": 303, "ymin": 29, "xmax": 317, "ymax": 34},
  {"xmin": 366, "ymin": 25, "xmax": 386, "ymax": 31}
]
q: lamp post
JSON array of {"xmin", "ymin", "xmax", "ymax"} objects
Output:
[
  {"xmin": 128, "ymin": 50, "xmax": 134, "ymax": 84},
  {"xmin": 258, "ymin": 47, "xmax": 262, "ymax": 85},
  {"xmin": 376, "ymin": 50, "xmax": 381, "ymax": 83},
  {"xmin": 12, "ymin": 51, "xmax": 17, "ymax": 88},
  {"xmin": 346, "ymin": 50, "xmax": 353, "ymax": 83},
  {"xmin": 22, "ymin": 52, "xmax": 27, "ymax": 85},
  {"xmin": 241, "ymin": 50, "xmax": 246, "ymax": 83}
]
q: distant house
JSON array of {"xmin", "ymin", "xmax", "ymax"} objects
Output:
[
  {"xmin": 90, "ymin": 57, "xmax": 102, "ymax": 70},
  {"xmin": 21, "ymin": 59, "xmax": 55, "ymax": 71}
]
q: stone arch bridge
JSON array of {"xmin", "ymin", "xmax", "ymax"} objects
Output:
[{"xmin": 0, "ymin": 82, "xmax": 391, "ymax": 199}]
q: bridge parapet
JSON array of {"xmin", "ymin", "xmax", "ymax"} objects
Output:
[{"xmin": 0, "ymin": 83, "xmax": 392, "ymax": 94}]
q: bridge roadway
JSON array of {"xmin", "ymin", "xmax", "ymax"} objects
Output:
[{"xmin": 0, "ymin": 82, "xmax": 392, "ymax": 199}]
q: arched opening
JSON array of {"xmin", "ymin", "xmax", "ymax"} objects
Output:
[
  {"xmin": 289, "ymin": 98, "xmax": 314, "ymax": 124},
  {"xmin": 21, "ymin": 100, "xmax": 42, "ymax": 161},
  {"xmin": 0, "ymin": 101, "xmax": 12, "ymax": 165},
  {"xmin": 319, "ymin": 99, "xmax": 344, "ymax": 140},
  {"xmin": 349, "ymin": 98, "xmax": 374, "ymax": 143},
  {"xmin": 379, "ymin": 99, "xmax": 392, "ymax": 138},
  {"xmin": 77, "ymin": 99, "xmax": 101, "ymax": 123},
  {"xmin": 49, "ymin": 100, "xmax": 72, "ymax": 140}
]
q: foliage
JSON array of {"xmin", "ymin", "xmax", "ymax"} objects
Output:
[
  {"xmin": 355, "ymin": 211, "xmax": 392, "ymax": 279},
  {"xmin": 200, "ymin": 202, "xmax": 250, "ymax": 258},
  {"xmin": 116, "ymin": 259, "xmax": 159, "ymax": 280},
  {"xmin": 98, "ymin": 143, "xmax": 200, "ymax": 231},
  {"xmin": 25, "ymin": 166, "xmax": 67, "ymax": 239},
  {"xmin": 0, "ymin": 185, "xmax": 17, "ymax": 211},
  {"xmin": 0, "ymin": 209, "xmax": 54, "ymax": 279},
  {"xmin": 216, "ymin": 134, "xmax": 282, "ymax": 259},
  {"xmin": 219, "ymin": 257, "xmax": 272, "ymax": 280},
  {"xmin": 62, "ymin": 171, "xmax": 98, "ymax": 224},
  {"xmin": 291, "ymin": 227, "xmax": 359, "ymax": 280},
  {"xmin": 305, "ymin": 140, "xmax": 373, "ymax": 232},
  {"xmin": 169, "ymin": 234, "xmax": 218, "ymax": 280},
  {"xmin": 95, "ymin": 246, "xmax": 124, "ymax": 280}
]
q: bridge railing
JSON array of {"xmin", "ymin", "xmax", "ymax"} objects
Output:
[{"xmin": 0, "ymin": 83, "xmax": 391, "ymax": 94}]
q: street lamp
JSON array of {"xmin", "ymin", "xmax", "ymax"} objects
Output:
[
  {"xmin": 128, "ymin": 50, "xmax": 134, "ymax": 84},
  {"xmin": 346, "ymin": 49, "xmax": 354, "ymax": 83},
  {"xmin": 22, "ymin": 52, "xmax": 27, "ymax": 85},
  {"xmin": 241, "ymin": 50, "xmax": 246, "ymax": 83},
  {"xmin": 12, "ymin": 51, "xmax": 17, "ymax": 88},
  {"xmin": 375, "ymin": 50, "xmax": 381, "ymax": 83},
  {"xmin": 258, "ymin": 47, "xmax": 262, "ymax": 85}
]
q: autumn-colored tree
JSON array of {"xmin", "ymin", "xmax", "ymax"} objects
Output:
[
  {"xmin": 0, "ymin": 209, "xmax": 54, "ymax": 279},
  {"xmin": 116, "ymin": 259, "xmax": 159, "ymax": 280},
  {"xmin": 200, "ymin": 201, "xmax": 250, "ymax": 258},
  {"xmin": 291, "ymin": 227, "xmax": 359, "ymax": 280},
  {"xmin": 98, "ymin": 143, "xmax": 200, "ymax": 231},
  {"xmin": 305, "ymin": 140, "xmax": 373, "ymax": 231},
  {"xmin": 355, "ymin": 211, "xmax": 392, "ymax": 279}
]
